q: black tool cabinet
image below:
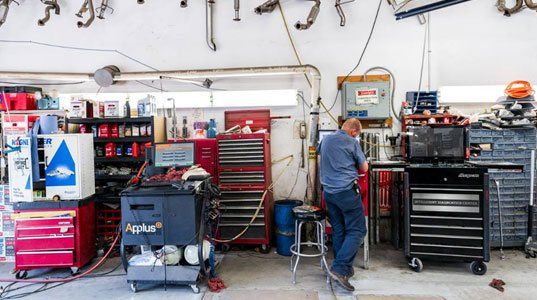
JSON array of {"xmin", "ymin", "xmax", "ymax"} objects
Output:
[
  {"xmin": 119, "ymin": 184, "xmax": 206, "ymax": 293},
  {"xmin": 404, "ymin": 166, "xmax": 490, "ymax": 275}
]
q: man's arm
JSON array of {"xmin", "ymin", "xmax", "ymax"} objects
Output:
[{"xmin": 354, "ymin": 142, "xmax": 368, "ymax": 173}]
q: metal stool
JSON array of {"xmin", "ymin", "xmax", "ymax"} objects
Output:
[{"xmin": 290, "ymin": 205, "xmax": 329, "ymax": 284}]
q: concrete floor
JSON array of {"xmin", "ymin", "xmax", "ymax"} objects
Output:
[{"xmin": 0, "ymin": 245, "xmax": 535, "ymax": 300}]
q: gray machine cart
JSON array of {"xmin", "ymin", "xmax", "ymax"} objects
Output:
[{"xmin": 120, "ymin": 183, "xmax": 207, "ymax": 293}]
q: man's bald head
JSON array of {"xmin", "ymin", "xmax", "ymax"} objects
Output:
[{"xmin": 341, "ymin": 118, "xmax": 362, "ymax": 138}]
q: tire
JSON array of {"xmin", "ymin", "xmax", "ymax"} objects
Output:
[
  {"xmin": 130, "ymin": 282, "xmax": 138, "ymax": 293},
  {"xmin": 470, "ymin": 261, "xmax": 487, "ymax": 275},
  {"xmin": 15, "ymin": 270, "xmax": 28, "ymax": 279},
  {"xmin": 408, "ymin": 257, "xmax": 423, "ymax": 273}
]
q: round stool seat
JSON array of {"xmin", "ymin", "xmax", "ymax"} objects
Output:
[{"xmin": 292, "ymin": 205, "xmax": 325, "ymax": 221}]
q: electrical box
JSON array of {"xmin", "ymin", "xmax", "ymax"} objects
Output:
[
  {"xmin": 41, "ymin": 134, "xmax": 95, "ymax": 200},
  {"xmin": 341, "ymin": 81, "xmax": 390, "ymax": 119}
]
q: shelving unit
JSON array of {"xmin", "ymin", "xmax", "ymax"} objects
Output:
[{"xmin": 66, "ymin": 116, "xmax": 166, "ymax": 185}]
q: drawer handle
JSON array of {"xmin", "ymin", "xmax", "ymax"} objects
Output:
[{"xmin": 60, "ymin": 226, "xmax": 69, "ymax": 233}]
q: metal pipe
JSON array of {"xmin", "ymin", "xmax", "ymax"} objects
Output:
[
  {"xmin": 76, "ymin": 0, "xmax": 95, "ymax": 28},
  {"xmin": 206, "ymin": 0, "xmax": 216, "ymax": 51},
  {"xmin": 234, "ymin": 0, "xmax": 240, "ymax": 21},
  {"xmin": 0, "ymin": 0, "xmax": 13, "ymax": 28},
  {"xmin": 254, "ymin": 0, "xmax": 279, "ymax": 14},
  {"xmin": 295, "ymin": 0, "xmax": 320, "ymax": 30},
  {"xmin": 496, "ymin": 0, "xmax": 524, "ymax": 16},
  {"xmin": 97, "ymin": 0, "xmax": 113, "ymax": 20},
  {"xmin": 38, "ymin": 0, "xmax": 60, "ymax": 26},
  {"xmin": 335, "ymin": 0, "xmax": 346, "ymax": 26}
]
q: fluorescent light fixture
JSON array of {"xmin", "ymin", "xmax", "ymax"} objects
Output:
[{"xmin": 394, "ymin": 0, "xmax": 471, "ymax": 20}]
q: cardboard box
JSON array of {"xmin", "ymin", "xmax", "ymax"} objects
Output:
[
  {"xmin": 104, "ymin": 101, "xmax": 120, "ymax": 118},
  {"xmin": 2, "ymin": 115, "xmax": 39, "ymax": 136},
  {"xmin": 70, "ymin": 100, "xmax": 93, "ymax": 118}
]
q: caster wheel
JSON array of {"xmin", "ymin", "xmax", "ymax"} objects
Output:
[
  {"xmin": 259, "ymin": 244, "xmax": 271, "ymax": 254},
  {"xmin": 15, "ymin": 270, "xmax": 28, "ymax": 279},
  {"xmin": 130, "ymin": 282, "xmax": 138, "ymax": 293},
  {"xmin": 190, "ymin": 284, "xmax": 200, "ymax": 294},
  {"xmin": 70, "ymin": 267, "xmax": 79, "ymax": 275},
  {"xmin": 408, "ymin": 257, "xmax": 423, "ymax": 273},
  {"xmin": 470, "ymin": 261, "xmax": 487, "ymax": 275},
  {"xmin": 221, "ymin": 244, "xmax": 231, "ymax": 253}
]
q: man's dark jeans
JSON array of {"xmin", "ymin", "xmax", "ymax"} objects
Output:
[{"xmin": 324, "ymin": 188, "xmax": 367, "ymax": 277}]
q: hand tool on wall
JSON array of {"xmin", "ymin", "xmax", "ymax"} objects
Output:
[
  {"xmin": 254, "ymin": 0, "xmax": 279, "ymax": 14},
  {"xmin": 76, "ymin": 0, "xmax": 95, "ymax": 28},
  {"xmin": 234, "ymin": 0, "xmax": 240, "ymax": 21},
  {"xmin": 206, "ymin": 0, "xmax": 216, "ymax": 51},
  {"xmin": 180, "ymin": 0, "xmax": 188, "ymax": 8},
  {"xmin": 38, "ymin": 0, "xmax": 60, "ymax": 26},
  {"xmin": 295, "ymin": 0, "xmax": 320, "ymax": 30},
  {"xmin": 335, "ymin": 0, "xmax": 354, "ymax": 26},
  {"xmin": 526, "ymin": 0, "xmax": 537, "ymax": 9},
  {"xmin": 0, "ymin": 0, "xmax": 17, "ymax": 28},
  {"xmin": 96, "ymin": 0, "xmax": 114, "ymax": 19}
]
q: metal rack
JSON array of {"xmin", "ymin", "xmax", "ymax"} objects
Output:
[{"xmin": 216, "ymin": 133, "xmax": 272, "ymax": 250}]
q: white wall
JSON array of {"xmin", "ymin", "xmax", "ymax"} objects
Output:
[{"xmin": 1, "ymin": 0, "xmax": 537, "ymax": 199}]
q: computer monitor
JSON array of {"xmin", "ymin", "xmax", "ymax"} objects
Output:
[
  {"xmin": 407, "ymin": 126, "xmax": 466, "ymax": 163},
  {"xmin": 153, "ymin": 142, "xmax": 195, "ymax": 168}
]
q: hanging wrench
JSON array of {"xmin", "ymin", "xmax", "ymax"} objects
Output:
[
  {"xmin": 254, "ymin": 0, "xmax": 279, "ymax": 14},
  {"xmin": 76, "ymin": 0, "xmax": 95, "ymax": 28},
  {"xmin": 206, "ymin": 0, "xmax": 216, "ymax": 51},
  {"xmin": 295, "ymin": 0, "xmax": 320, "ymax": 30},
  {"xmin": 38, "ymin": 0, "xmax": 60, "ymax": 26},
  {"xmin": 234, "ymin": 0, "xmax": 240, "ymax": 21},
  {"xmin": 96, "ymin": 0, "xmax": 114, "ymax": 19}
]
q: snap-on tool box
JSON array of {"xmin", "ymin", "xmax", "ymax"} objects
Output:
[
  {"xmin": 12, "ymin": 199, "xmax": 95, "ymax": 276},
  {"xmin": 216, "ymin": 133, "xmax": 272, "ymax": 249}
]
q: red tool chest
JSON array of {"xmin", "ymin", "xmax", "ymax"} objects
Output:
[
  {"xmin": 224, "ymin": 109, "xmax": 271, "ymax": 132},
  {"xmin": 216, "ymin": 133, "xmax": 272, "ymax": 248},
  {"xmin": 12, "ymin": 199, "xmax": 96, "ymax": 275}
]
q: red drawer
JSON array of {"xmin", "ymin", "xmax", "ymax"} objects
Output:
[
  {"xmin": 16, "ymin": 225, "xmax": 75, "ymax": 237},
  {"xmin": 16, "ymin": 217, "xmax": 74, "ymax": 228},
  {"xmin": 16, "ymin": 235, "xmax": 75, "ymax": 251},
  {"xmin": 16, "ymin": 251, "xmax": 74, "ymax": 268}
]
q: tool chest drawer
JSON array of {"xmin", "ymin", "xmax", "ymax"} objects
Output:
[
  {"xmin": 16, "ymin": 251, "xmax": 74, "ymax": 268},
  {"xmin": 16, "ymin": 225, "xmax": 75, "ymax": 237},
  {"xmin": 16, "ymin": 235, "xmax": 75, "ymax": 251},
  {"xmin": 16, "ymin": 217, "xmax": 74, "ymax": 228}
]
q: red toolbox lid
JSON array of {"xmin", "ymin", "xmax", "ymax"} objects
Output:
[{"xmin": 224, "ymin": 109, "xmax": 271, "ymax": 132}]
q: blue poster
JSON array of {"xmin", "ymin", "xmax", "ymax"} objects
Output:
[{"xmin": 46, "ymin": 140, "xmax": 76, "ymax": 186}]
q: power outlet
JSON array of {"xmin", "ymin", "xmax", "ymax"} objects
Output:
[{"xmin": 321, "ymin": 118, "xmax": 332, "ymax": 128}]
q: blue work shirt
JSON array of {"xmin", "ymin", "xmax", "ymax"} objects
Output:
[{"xmin": 318, "ymin": 129, "xmax": 366, "ymax": 194}]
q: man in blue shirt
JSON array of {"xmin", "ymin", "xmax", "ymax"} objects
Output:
[{"xmin": 318, "ymin": 118, "xmax": 368, "ymax": 291}]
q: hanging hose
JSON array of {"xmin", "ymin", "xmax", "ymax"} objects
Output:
[
  {"xmin": 505, "ymin": 80, "xmax": 534, "ymax": 99},
  {"xmin": 0, "ymin": 231, "xmax": 120, "ymax": 283},
  {"xmin": 210, "ymin": 155, "xmax": 293, "ymax": 243}
]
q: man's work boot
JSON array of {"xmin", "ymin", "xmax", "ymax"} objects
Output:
[
  {"xmin": 329, "ymin": 269, "xmax": 355, "ymax": 292},
  {"xmin": 346, "ymin": 267, "xmax": 355, "ymax": 279}
]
